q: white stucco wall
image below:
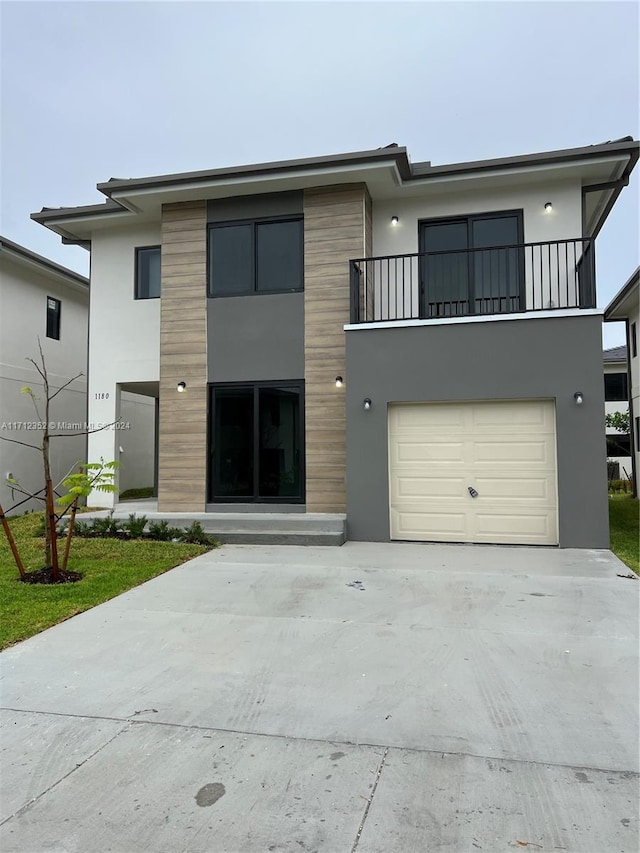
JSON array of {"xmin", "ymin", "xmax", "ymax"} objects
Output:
[
  {"xmin": 0, "ymin": 254, "xmax": 88, "ymax": 513},
  {"xmin": 87, "ymin": 224, "xmax": 161, "ymax": 505}
]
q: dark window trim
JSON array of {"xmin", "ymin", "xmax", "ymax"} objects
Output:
[
  {"xmin": 207, "ymin": 214, "xmax": 304, "ymax": 298},
  {"xmin": 417, "ymin": 209, "xmax": 525, "ymax": 316},
  {"xmin": 604, "ymin": 372, "xmax": 629, "ymax": 402},
  {"xmin": 46, "ymin": 295, "xmax": 61, "ymax": 340},
  {"xmin": 208, "ymin": 380, "xmax": 305, "ymax": 503},
  {"xmin": 631, "ymin": 321, "xmax": 637, "ymax": 359},
  {"xmin": 135, "ymin": 245, "xmax": 161, "ymax": 300}
]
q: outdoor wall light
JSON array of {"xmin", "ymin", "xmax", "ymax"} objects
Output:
[
  {"xmin": 335, "ymin": 376, "xmax": 344, "ymax": 388},
  {"xmin": 544, "ymin": 202, "xmax": 553, "ymax": 213},
  {"xmin": 363, "ymin": 397, "xmax": 372, "ymax": 410},
  {"xmin": 177, "ymin": 381, "xmax": 187, "ymax": 393},
  {"xmin": 391, "ymin": 215, "xmax": 399, "ymax": 226},
  {"xmin": 574, "ymin": 391, "xmax": 584, "ymax": 405}
]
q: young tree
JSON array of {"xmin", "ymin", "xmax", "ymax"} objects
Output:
[{"xmin": 0, "ymin": 342, "xmax": 118, "ymax": 582}]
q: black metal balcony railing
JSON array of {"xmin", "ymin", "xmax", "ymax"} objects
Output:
[{"xmin": 349, "ymin": 238, "xmax": 595, "ymax": 325}]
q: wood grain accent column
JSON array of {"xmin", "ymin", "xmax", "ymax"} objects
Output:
[
  {"xmin": 158, "ymin": 201, "xmax": 208, "ymax": 512},
  {"xmin": 303, "ymin": 184, "xmax": 372, "ymax": 512}
]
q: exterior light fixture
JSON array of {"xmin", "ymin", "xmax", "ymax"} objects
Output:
[
  {"xmin": 544, "ymin": 202, "xmax": 553, "ymax": 213},
  {"xmin": 335, "ymin": 376, "xmax": 344, "ymax": 388},
  {"xmin": 177, "ymin": 381, "xmax": 187, "ymax": 393},
  {"xmin": 391, "ymin": 216, "xmax": 399, "ymax": 226},
  {"xmin": 574, "ymin": 392, "xmax": 583, "ymax": 405},
  {"xmin": 363, "ymin": 397, "xmax": 372, "ymax": 410}
]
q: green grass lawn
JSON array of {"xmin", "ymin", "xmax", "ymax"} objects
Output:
[
  {"xmin": 0, "ymin": 513, "xmax": 211, "ymax": 650},
  {"xmin": 609, "ymin": 494, "xmax": 639, "ymax": 575}
]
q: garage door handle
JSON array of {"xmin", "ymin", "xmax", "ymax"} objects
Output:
[{"xmin": 468, "ymin": 486, "xmax": 479, "ymax": 498}]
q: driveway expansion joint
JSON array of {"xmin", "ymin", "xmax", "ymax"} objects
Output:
[
  {"xmin": 350, "ymin": 746, "xmax": 389, "ymax": 853},
  {"xmin": 0, "ymin": 722, "xmax": 130, "ymax": 827},
  {"xmin": 3, "ymin": 705, "xmax": 637, "ymax": 779}
]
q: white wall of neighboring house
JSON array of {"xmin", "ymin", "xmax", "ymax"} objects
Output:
[
  {"xmin": 87, "ymin": 223, "xmax": 161, "ymax": 505},
  {"xmin": 604, "ymin": 358, "xmax": 632, "ymax": 480},
  {"xmin": 0, "ymin": 251, "xmax": 89, "ymax": 514}
]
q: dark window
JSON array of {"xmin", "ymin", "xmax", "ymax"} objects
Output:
[
  {"xmin": 210, "ymin": 382, "xmax": 304, "ymax": 502},
  {"xmin": 46, "ymin": 297, "xmax": 61, "ymax": 340},
  {"xmin": 604, "ymin": 372, "xmax": 628, "ymax": 402},
  {"xmin": 632, "ymin": 322, "xmax": 637, "ymax": 359},
  {"xmin": 135, "ymin": 246, "xmax": 161, "ymax": 299},
  {"xmin": 636, "ymin": 417, "xmax": 640, "ymax": 449},
  {"xmin": 208, "ymin": 217, "xmax": 303, "ymax": 296},
  {"xmin": 606, "ymin": 433, "xmax": 631, "ymax": 457},
  {"xmin": 419, "ymin": 210, "xmax": 524, "ymax": 317}
]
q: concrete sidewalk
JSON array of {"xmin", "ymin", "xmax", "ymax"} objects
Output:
[{"xmin": 1, "ymin": 542, "xmax": 638, "ymax": 852}]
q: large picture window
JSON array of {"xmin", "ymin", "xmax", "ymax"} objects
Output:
[{"xmin": 208, "ymin": 217, "xmax": 303, "ymax": 296}]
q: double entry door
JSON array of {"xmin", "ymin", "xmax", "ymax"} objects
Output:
[
  {"xmin": 209, "ymin": 382, "xmax": 304, "ymax": 503},
  {"xmin": 419, "ymin": 211, "xmax": 525, "ymax": 318}
]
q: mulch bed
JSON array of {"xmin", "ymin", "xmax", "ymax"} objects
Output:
[{"xmin": 19, "ymin": 567, "xmax": 83, "ymax": 585}]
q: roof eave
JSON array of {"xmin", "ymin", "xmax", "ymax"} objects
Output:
[{"xmin": 604, "ymin": 267, "xmax": 640, "ymax": 321}]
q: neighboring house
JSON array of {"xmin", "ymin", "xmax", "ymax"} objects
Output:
[
  {"xmin": 0, "ymin": 237, "xmax": 154, "ymax": 513},
  {"xmin": 32, "ymin": 137, "xmax": 639, "ymax": 547},
  {"xmin": 0, "ymin": 237, "xmax": 89, "ymax": 513},
  {"xmin": 605, "ymin": 267, "xmax": 640, "ymax": 495},
  {"xmin": 603, "ymin": 345, "xmax": 632, "ymax": 480}
]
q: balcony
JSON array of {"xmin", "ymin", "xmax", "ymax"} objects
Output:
[{"xmin": 349, "ymin": 238, "xmax": 595, "ymax": 324}]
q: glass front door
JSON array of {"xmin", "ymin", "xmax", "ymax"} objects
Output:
[{"xmin": 210, "ymin": 383, "xmax": 304, "ymax": 502}]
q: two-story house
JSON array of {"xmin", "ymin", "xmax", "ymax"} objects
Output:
[
  {"xmin": 0, "ymin": 236, "xmax": 155, "ymax": 511},
  {"xmin": 32, "ymin": 138, "xmax": 639, "ymax": 547}
]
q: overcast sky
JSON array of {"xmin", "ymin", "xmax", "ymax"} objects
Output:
[{"xmin": 1, "ymin": 1, "xmax": 638, "ymax": 346}]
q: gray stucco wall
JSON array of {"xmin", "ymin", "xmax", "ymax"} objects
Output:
[
  {"xmin": 345, "ymin": 314, "xmax": 609, "ymax": 548},
  {"xmin": 208, "ymin": 293, "xmax": 304, "ymax": 382}
]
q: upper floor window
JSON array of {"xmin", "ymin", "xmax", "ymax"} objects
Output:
[
  {"xmin": 208, "ymin": 217, "xmax": 303, "ymax": 297},
  {"xmin": 632, "ymin": 322, "xmax": 637, "ymax": 359},
  {"xmin": 46, "ymin": 297, "xmax": 61, "ymax": 340},
  {"xmin": 135, "ymin": 246, "xmax": 161, "ymax": 299},
  {"xmin": 604, "ymin": 372, "xmax": 628, "ymax": 402}
]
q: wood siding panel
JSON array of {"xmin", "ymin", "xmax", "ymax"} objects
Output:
[
  {"xmin": 158, "ymin": 200, "xmax": 208, "ymax": 512},
  {"xmin": 303, "ymin": 184, "xmax": 369, "ymax": 512}
]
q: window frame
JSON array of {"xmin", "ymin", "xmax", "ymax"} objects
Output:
[
  {"xmin": 208, "ymin": 380, "xmax": 305, "ymax": 504},
  {"xmin": 135, "ymin": 245, "xmax": 161, "ymax": 300},
  {"xmin": 604, "ymin": 372, "xmax": 628, "ymax": 402},
  {"xmin": 207, "ymin": 215, "xmax": 304, "ymax": 298},
  {"xmin": 631, "ymin": 321, "xmax": 637, "ymax": 359},
  {"xmin": 417, "ymin": 209, "xmax": 525, "ymax": 317},
  {"xmin": 46, "ymin": 296, "xmax": 61, "ymax": 340}
]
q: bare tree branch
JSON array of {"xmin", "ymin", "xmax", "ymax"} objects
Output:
[
  {"xmin": 0, "ymin": 435, "xmax": 41, "ymax": 450},
  {"xmin": 50, "ymin": 372, "xmax": 85, "ymax": 401}
]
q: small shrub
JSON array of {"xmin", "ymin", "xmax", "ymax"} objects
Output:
[
  {"xmin": 122, "ymin": 513, "xmax": 148, "ymax": 538},
  {"xmin": 609, "ymin": 479, "xmax": 632, "ymax": 494},
  {"xmin": 181, "ymin": 520, "xmax": 217, "ymax": 546},
  {"xmin": 148, "ymin": 520, "xmax": 183, "ymax": 542},
  {"xmin": 119, "ymin": 487, "xmax": 154, "ymax": 501},
  {"xmin": 73, "ymin": 520, "xmax": 92, "ymax": 538},
  {"xmin": 90, "ymin": 512, "xmax": 122, "ymax": 537}
]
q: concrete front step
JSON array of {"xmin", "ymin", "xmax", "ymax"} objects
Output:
[{"xmin": 79, "ymin": 508, "xmax": 346, "ymax": 546}]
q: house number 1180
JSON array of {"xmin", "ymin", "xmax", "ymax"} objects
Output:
[{"xmin": 94, "ymin": 393, "xmax": 110, "ymax": 399}]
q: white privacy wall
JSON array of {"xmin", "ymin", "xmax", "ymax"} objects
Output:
[{"xmin": 87, "ymin": 224, "xmax": 161, "ymax": 505}]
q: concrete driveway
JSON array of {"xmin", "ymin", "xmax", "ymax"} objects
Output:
[{"xmin": 0, "ymin": 542, "xmax": 638, "ymax": 853}]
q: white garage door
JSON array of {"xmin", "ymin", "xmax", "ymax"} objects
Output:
[{"xmin": 389, "ymin": 400, "xmax": 558, "ymax": 545}]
